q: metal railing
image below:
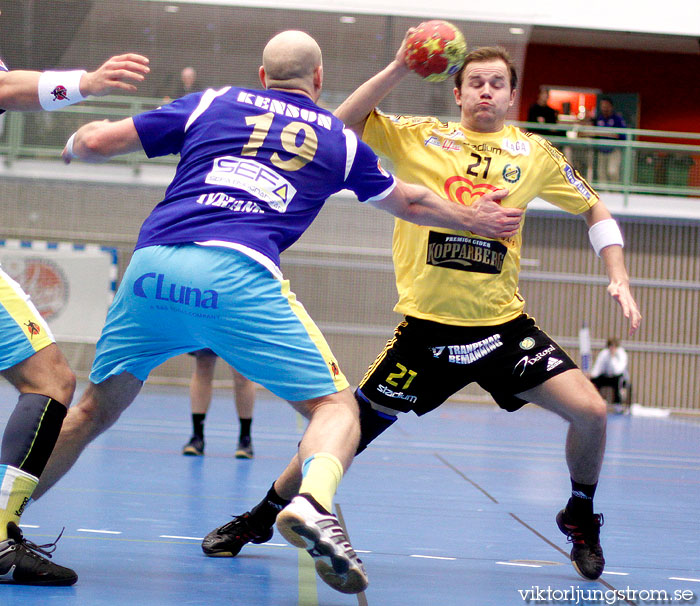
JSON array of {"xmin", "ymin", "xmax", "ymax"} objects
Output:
[
  {"xmin": 512, "ymin": 121, "xmax": 700, "ymax": 205},
  {"xmin": 1, "ymin": 96, "xmax": 699, "ymax": 204}
]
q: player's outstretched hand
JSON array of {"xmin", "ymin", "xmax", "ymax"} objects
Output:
[
  {"xmin": 607, "ymin": 281, "xmax": 642, "ymax": 335},
  {"xmin": 394, "ymin": 28, "xmax": 415, "ymax": 69},
  {"xmin": 80, "ymin": 54, "xmax": 150, "ymax": 97},
  {"xmin": 469, "ymin": 189, "xmax": 523, "ymax": 239}
]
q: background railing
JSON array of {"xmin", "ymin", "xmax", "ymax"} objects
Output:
[
  {"xmin": 1, "ymin": 97, "xmax": 699, "ymax": 409},
  {"xmin": 514, "ymin": 121, "xmax": 700, "ymax": 202},
  {"xmin": 1, "ymin": 97, "xmax": 699, "ymax": 201}
]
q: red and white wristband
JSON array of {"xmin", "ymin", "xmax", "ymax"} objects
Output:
[
  {"xmin": 38, "ymin": 70, "xmax": 86, "ymax": 111},
  {"xmin": 588, "ymin": 218, "xmax": 624, "ymax": 256}
]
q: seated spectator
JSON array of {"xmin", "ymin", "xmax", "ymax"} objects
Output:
[{"xmin": 590, "ymin": 338, "xmax": 629, "ymax": 413}]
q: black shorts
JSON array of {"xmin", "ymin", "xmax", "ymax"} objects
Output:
[
  {"xmin": 187, "ymin": 349, "xmax": 217, "ymax": 358},
  {"xmin": 359, "ymin": 314, "xmax": 577, "ymax": 414}
]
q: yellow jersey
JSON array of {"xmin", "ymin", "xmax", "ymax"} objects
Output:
[{"xmin": 363, "ymin": 110, "xmax": 599, "ymax": 326}]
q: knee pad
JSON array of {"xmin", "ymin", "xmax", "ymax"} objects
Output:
[{"xmin": 355, "ymin": 388, "xmax": 398, "ymax": 455}]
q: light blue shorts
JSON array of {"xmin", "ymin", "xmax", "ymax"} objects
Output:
[
  {"xmin": 0, "ymin": 267, "xmax": 55, "ymax": 371},
  {"xmin": 90, "ymin": 245, "xmax": 348, "ymax": 401}
]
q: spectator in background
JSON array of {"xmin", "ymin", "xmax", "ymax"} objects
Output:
[
  {"xmin": 527, "ymin": 88, "xmax": 559, "ymax": 136},
  {"xmin": 594, "ymin": 97, "xmax": 626, "ymax": 184},
  {"xmin": 162, "ymin": 66, "xmax": 199, "ymax": 103},
  {"xmin": 183, "ymin": 349, "xmax": 256, "ymax": 459},
  {"xmin": 590, "ymin": 338, "xmax": 629, "ymax": 413}
]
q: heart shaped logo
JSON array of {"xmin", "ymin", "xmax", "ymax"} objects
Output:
[{"xmin": 444, "ymin": 176, "xmax": 499, "ymax": 205}]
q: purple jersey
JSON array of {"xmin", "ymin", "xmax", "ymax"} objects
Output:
[{"xmin": 132, "ymin": 86, "xmax": 396, "ymax": 267}]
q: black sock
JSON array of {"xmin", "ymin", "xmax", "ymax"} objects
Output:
[
  {"xmin": 192, "ymin": 413, "xmax": 206, "ymax": 440},
  {"xmin": 250, "ymin": 483, "xmax": 291, "ymax": 528},
  {"xmin": 568, "ymin": 480, "xmax": 597, "ymax": 519},
  {"xmin": 238, "ymin": 417, "xmax": 252, "ymax": 440},
  {"xmin": 0, "ymin": 394, "xmax": 67, "ymax": 478}
]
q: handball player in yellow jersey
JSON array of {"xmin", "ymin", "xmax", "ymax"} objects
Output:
[{"xmin": 202, "ymin": 37, "xmax": 641, "ymax": 583}]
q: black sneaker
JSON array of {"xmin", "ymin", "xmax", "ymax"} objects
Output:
[
  {"xmin": 0, "ymin": 522, "xmax": 77, "ymax": 586},
  {"xmin": 182, "ymin": 436, "xmax": 204, "ymax": 456},
  {"xmin": 235, "ymin": 436, "xmax": 253, "ymax": 459},
  {"xmin": 201, "ymin": 512, "xmax": 273, "ymax": 557},
  {"xmin": 556, "ymin": 508, "xmax": 605, "ymax": 580}
]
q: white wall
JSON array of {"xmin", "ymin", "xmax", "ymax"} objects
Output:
[{"xmin": 140, "ymin": 0, "xmax": 700, "ymax": 37}]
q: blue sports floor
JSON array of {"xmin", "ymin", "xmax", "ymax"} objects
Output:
[{"xmin": 1, "ymin": 382, "xmax": 699, "ymax": 606}]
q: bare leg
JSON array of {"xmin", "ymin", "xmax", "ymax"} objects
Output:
[
  {"xmin": 272, "ymin": 455, "xmax": 303, "ymax": 500},
  {"xmin": 190, "ymin": 355, "xmax": 216, "ymax": 415},
  {"xmin": 1, "ymin": 343, "xmax": 75, "ymax": 405},
  {"xmin": 231, "ymin": 367, "xmax": 255, "ymax": 420},
  {"xmin": 277, "ymin": 387, "xmax": 366, "ymax": 594},
  {"xmin": 521, "ymin": 369, "xmax": 608, "ymax": 581},
  {"xmin": 289, "ymin": 387, "xmax": 360, "ymax": 475},
  {"xmin": 33, "ymin": 373, "xmax": 143, "ymax": 499},
  {"xmin": 0, "ymin": 345, "xmax": 76, "ymax": 539},
  {"xmin": 518, "ymin": 369, "xmax": 607, "ymax": 484}
]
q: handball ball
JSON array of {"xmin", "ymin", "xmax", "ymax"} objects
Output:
[{"xmin": 405, "ymin": 20, "xmax": 467, "ymax": 82}]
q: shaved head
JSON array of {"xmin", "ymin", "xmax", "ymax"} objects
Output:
[{"xmin": 261, "ymin": 30, "xmax": 322, "ymax": 95}]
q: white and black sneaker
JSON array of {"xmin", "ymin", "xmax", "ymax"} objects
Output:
[
  {"xmin": 276, "ymin": 494, "xmax": 368, "ymax": 594},
  {"xmin": 0, "ymin": 522, "xmax": 77, "ymax": 586}
]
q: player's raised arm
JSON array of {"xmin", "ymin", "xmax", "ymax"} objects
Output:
[
  {"xmin": 62, "ymin": 118, "xmax": 143, "ymax": 164},
  {"xmin": 582, "ymin": 201, "xmax": 642, "ymax": 335},
  {"xmin": 78, "ymin": 53, "xmax": 150, "ymax": 97},
  {"xmin": 0, "ymin": 54, "xmax": 149, "ymax": 112},
  {"xmin": 370, "ymin": 180, "xmax": 523, "ymax": 238},
  {"xmin": 333, "ymin": 29, "xmax": 413, "ymax": 135}
]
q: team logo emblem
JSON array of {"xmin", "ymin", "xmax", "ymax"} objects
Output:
[
  {"xmin": 330, "ymin": 361, "xmax": 340, "ymax": 377},
  {"xmin": 50, "ymin": 85, "xmax": 69, "ymax": 102},
  {"xmin": 431, "ymin": 346, "xmax": 445, "ymax": 358},
  {"xmin": 513, "ymin": 345, "xmax": 556, "ymax": 376},
  {"xmin": 502, "ymin": 164, "xmax": 521, "ymax": 184},
  {"xmin": 546, "ymin": 357, "xmax": 563, "ymax": 371},
  {"xmin": 519, "ymin": 337, "xmax": 535, "ymax": 350},
  {"xmin": 24, "ymin": 320, "xmax": 41, "ymax": 338},
  {"xmin": 444, "ymin": 176, "xmax": 499, "ymax": 206}
]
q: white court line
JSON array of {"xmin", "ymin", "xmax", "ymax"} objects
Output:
[
  {"xmin": 411, "ymin": 555, "xmax": 456, "ymax": 561},
  {"xmin": 266, "ymin": 543, "xmax": 287, "ymax": 547},
  {"xmin": 160, "ymin": 535, "xmax": 203, "ymax": 540},
  {"xmin": 496, "ymin": 561, "xmax": 542, "ymax": 568},
  {"xmin": 603, "ymin": 571, "xmax": 629, "ymax": 576},
  {"xmin": 76, "ymin": 528, "xmax": 122, "ymax": 535},
  {"xmin": 19, "ymin": 524, "xmax": 39, "ymax": 529},
  {"xmin": 670, "ymin": 577, "xmax": 700, "ymax": 583},
  {"xmin": 355, "ymin": 550, "xmax": 372, "ymax": 554}
]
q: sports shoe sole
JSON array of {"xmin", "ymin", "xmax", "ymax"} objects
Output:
[
  {"xmin": 182, "ymin": 446, "xmax": 203, "ymax": 456},
  {"xmin": 234, "ymin": 450, "xmax": 253, "ymax": 459},
  {"xmin": 0, "ymin": 573, "xmax": 78, "ymax": 586},
  {"xmin": 276, "ymin": 508, "xmax": 368, "ymax": 594}
]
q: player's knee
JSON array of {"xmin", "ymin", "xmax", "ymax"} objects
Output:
[
  {"xmin": 53, "ymin": 365, "xmax": 77, "ymax": 406},
  {"xmin": 577, "ymin": 388, "xmax": 607, "ymax": 431},
  {"xmin": 355, "ymin": 388, "xmax": 397, "ymax": 455},
  {"xmin": 72, "ymin": 390, "xmax": 123, "ymax": 435}
]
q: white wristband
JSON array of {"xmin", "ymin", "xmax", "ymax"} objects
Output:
[
  {"xmin": 64, "ymin": 133, "xmax": 77, "ymax": 160},
  {"xmin": 588, "ymin": 218, "xmax": 624, "ymax": 257},
  {"xmin": 38, "ymin": 70, "xmax": 87, "ymax": 110}
]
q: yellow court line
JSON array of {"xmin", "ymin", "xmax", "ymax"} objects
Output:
[{"xmin": 298, "ymin": 549, "xmax": 318, "ymax": 606}]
